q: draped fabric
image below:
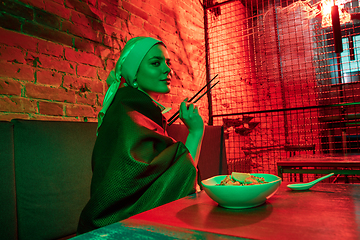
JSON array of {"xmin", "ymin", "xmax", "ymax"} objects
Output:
[{"xmin": 77, "ymin": 87, "xmax": 197, "ymax": 234}]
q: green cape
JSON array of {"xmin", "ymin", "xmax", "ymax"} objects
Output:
[{"xmin": 77, "ymin": 87, "xmax": 196, "ymax": 234}]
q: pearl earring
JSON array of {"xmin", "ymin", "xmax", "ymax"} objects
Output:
[{"xmin": 133, "ymin": 82, "xmax": 138, "ymax": 88}]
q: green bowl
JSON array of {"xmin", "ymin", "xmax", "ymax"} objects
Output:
[{"xmin": 201, "ymin": 173, "xmax": 282, "ymax": 209}]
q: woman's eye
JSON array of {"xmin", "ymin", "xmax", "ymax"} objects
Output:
[{"xmin": 151, "ymin": 62, "xmax": 160, "ymax": 66}]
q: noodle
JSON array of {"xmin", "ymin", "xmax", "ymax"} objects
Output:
[{"xmin": 217, "ymin": 174, "xmax": 267, "ymax": 186}]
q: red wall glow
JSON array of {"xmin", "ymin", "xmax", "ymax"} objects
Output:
[{"xmin": 0, "ymin": 0, "xmax": 207, "ymax": 123}]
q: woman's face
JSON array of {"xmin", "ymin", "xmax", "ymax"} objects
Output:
[{"xmin": 136, "ymin": 44, "xmax": 172, "ymax": 99}]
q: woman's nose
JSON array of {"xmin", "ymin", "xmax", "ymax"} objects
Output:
[{"xmin": 164, "ymin": 64, "xmax": 171, "ymax": 74}]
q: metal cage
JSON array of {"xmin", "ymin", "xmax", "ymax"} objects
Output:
[{"xmin": 204, "ymin": 0, "xmax": 360, "ymax": 181}]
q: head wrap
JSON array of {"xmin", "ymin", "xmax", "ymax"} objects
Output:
[
  {"xmin": 97, "ymin": 37, "xmax": 163, "ymax": 134},
  {"xmin": 121, "ymin": 38, "xmax": 163, "ymax": 86}
]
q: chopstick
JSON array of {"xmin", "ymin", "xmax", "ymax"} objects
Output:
[
  {"xmin": 167, "ymin": 79, "xmax": 220, "ymax": 126},
  {"xmin": 167, "ymin": 74, "xmax": 219, "ymax": 123}
]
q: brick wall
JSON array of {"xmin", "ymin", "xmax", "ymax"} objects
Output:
[{"xmin": 0, "ymin": 0, "xmax": 207, "ymax": 123}]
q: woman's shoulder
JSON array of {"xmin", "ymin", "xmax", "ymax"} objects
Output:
[
  {"xmin": 112, "ymin": 87, "xmax": 164, "ymax": 125},
  {"xmin": 115, "ymin": 87, "xmax": 153, "ymax": 106}
]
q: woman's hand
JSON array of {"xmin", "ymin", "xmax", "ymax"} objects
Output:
[
  {"xmin": 179, "ymin": 99, "xmax": 204, "ymax": 134},
  {"xmin": 180, "ymin": 99, "xmax": 204, "ymax": 166}
]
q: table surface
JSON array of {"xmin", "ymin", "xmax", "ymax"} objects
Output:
[{"xmin": 73, "ymin": 182, "xmax": 360, "ymax": 240}]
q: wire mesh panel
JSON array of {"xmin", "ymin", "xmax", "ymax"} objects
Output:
[{"xmin": 204, "ymin": 0, "xmax": 360, "ymax": 181}]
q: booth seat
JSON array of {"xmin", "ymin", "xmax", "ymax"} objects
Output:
[{"xmin": 0, "ymin": 120, "xmax": 227, "ymax": 240}]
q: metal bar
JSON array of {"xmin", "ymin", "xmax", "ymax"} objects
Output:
[
  {"xmin": 212, "ymin": 102, "xmax": 360, "ymax": 118},
  {"xmin": 204, "ymin": 4, "xmax": 214, "ymax": 125},
  {"xmin": 273, "ymin": 5, "xmax": 290, "ymax": 145},
  {"xmin": 204, "ymin": 0, "xmax": 239, "ymax": 11},
  {"xmin": 280, "ymin": 169, "xmax": 360, "ymax": 175}
]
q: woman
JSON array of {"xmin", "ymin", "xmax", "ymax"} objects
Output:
[{"xmin": 77, "ymin": 37, "xmax": 204, "ymax": 234}]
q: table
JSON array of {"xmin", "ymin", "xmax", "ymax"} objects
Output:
[
  {"xmin": 72, "ymin": 183, "xmax": 360, "ymax": 240},
  {"xmin": 319, "ymin": 113, "xmax": 360, "ymax": 154},
  {"xmin": 277, "ymin": 154, "xmax": 360, "ymax": 182}
]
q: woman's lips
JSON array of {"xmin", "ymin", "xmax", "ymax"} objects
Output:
[{"xmin": 161, "ymin": 79, "xmax": 171, "ymax": 84}]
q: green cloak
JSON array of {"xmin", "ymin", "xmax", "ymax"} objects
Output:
[{"xmin": 77, "ymin": 87, "xmax": 197, "ymax": 234}]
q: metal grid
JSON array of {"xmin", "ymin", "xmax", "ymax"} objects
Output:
[{"xmin": 204, "ymin": 0, "xmax": 360, "ymax": 181}]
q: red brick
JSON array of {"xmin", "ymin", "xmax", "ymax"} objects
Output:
[
  {"xmin": 130, "ymin": 15, "xmax": 144, "ymax": 29},
  {"xmin": 36, "ymin": 69, "xmax": 63, "ymax": 86},
  {"xmin": 61, "ymin": 20, "xmax": 102, "ymax": 43},
  {"xmin": 94, "ymin": 44, "xmax": 114, "ymax": 59},
  {"xmin": 77, "ymin": 64, "xmax": 98, "ymax": 78},
  {"xmin": 0, "ymin": 96, "xmax": 37, "ymax": 113},
  {"xmin": 23, "ymin": 21, "xmax": 73, "ymax": 47},
  {"xmin": 103, "ymin": 34, "xmax": 123, "ymax": 49},
  {"xmin": 73, "ymin": 36, "xmax": 95, "ymax": 53},
  {"xmin": 104, "ymin": 15, "xmax": 124, "ymax": 29},
  {"xmin": 37, "ymin": 39, "xmax": 63, "ymax": 57},
  {"xmin": 160, "ymin": 93, "xmax": 174, "ymax": 104},
  {"xmin": 65, "ymin": 47, "xmax": 103, "ymax": 67},
  {"xmin": 0, "ymin": 11, "xmax": 22, "ymax": 32},
  {"xmin": 162, "ymin": 14, "xmax": 176, "ymax": 28},
  {"xmin": 71, "ymin": 10, "xmax": 92, "ymax": 27},
  {"xmin": 0, "ymin": 28, "xmax": 38, "ymax": 52},
  {"xmin": 25, "ymin": 83, "xmax": 76, "ymax": 103},
  {"xmin": 102, "ymin": 25, "xmax": 122, "ymax": 42},
  {"xmin": 63, "ymin": 75, "xmax": 103, "ymax": 93},
  {"xmin": 0, "ymin": 45, "xmax": 26, "ymax": 64},
  {"xmin": 97, "ymin": 69, "xmax": 111, "ymax": 82},
  {"xmin": 0, "ymin": 62, "xmax": 35, "ymax": 81},
  {"xmin": 30, "ymin": 115, "xmax": 80, "ymax": 121},
  {"xmin": 26, "ymin": 53, "xmax": 76, "ymax": 74},
  {"xmin": 86, "ymin": 0, "xmax": 97, "ymax": 7},
  {"xmin": 121, "ymin": 25, "xmax": 132, "ymax": 39},
  {"xmin": 129, "ymin": 26, "xmax": 147, "ymax": 38},
  {"xmin": 144, "ymin": 22, "xmax": 163, "ymax": 38},
  {"xmin": 144, "ymin": 0, "xmax": 161, "ymax": 10},
  {"xmin": 34, "ymin": 8, "xmax": 61, "ymax": 29},
  {"xmin": 105, "ymin": 59, "xmax": 116, "ymax": 71},
  {"xmin": 2, "ymin": 0, "xmax": 34, "ymax": 20},
  {"xmin": 148, "ymin": 14, "xmax": 161, "ymax": 27},
  {"xmin": 66, "ymin": 104, "xmax": 96, "ymax": 117},
  {"xmin": 71, "ymin": 10, "xmax": 105, "ymax": 34},
  {"xmin": 76, "ymin": 92, "xmax": 97, "ymax": 105},
  {"xmin": 0, "ymin": 79, "xmax": 22, "ymax": 95},
  {"xmin": 124, "ymin": 0, "xmax": 143, "ymax": 7},
  {"xmin": 87, "ymin": 5, "xmax": 103, "ymax": 20},
  {"xmin": 103, "ymin": 21, "xmax": 122, "ymax": 35},
  {"xmin": 51, "ymin": 0, "xmax": 65, "ymax": 5},
  {"xmin": 160, "ymin": 20, "xmax": 178, "ymax": 34},
  {"xmin": 118, "ymin": 7, "xmax": 129, "ymax": 20},
  {"xmin": 19, "ymin": 0, "xmax": 45, "ymax": 10},
  {"xmin": 84, "ymin": 116, "xmax": 98, "ymax": 122},
  {"xmin": 179, "ymin": 1, "xmax": 201, "ymax": 18},
  {"xmin": 20, "ymin": 98, "xmax": 38, "ymax": 113},
  {"xmin": 161, "ymin": 4, "xmax": 176, "ymax": 19},
  {"xmin": 99, "ymin": 0, "xmax": 120, "ymax": 7},
  {"xmin": 0, "ymin": 113, "xmax": 28, "ymax": 121},
  {"xmin": 109, "ymin": 50, "xmax": 120, "ymax": 61},
  {"xmin": 97, "ymin": 93, "xmax": 104, "ymax": 105},
  {"xmin": 39, "ymin": 101, "xmax": 63, "ymax": 115},
  {"xmin": 100, "ymin": 3, "xmax": 128, "ymax": 20},
  {"xmin": 122, "ymin": 1, "xmax": 148, "ymax": 21},
  {"xmin": 44, "ymin": 1, "xmax": 71, "ymax": 20},
  {"xmin": 65, "ymin": 0, "xmax": 97, "ymax": 17}
]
